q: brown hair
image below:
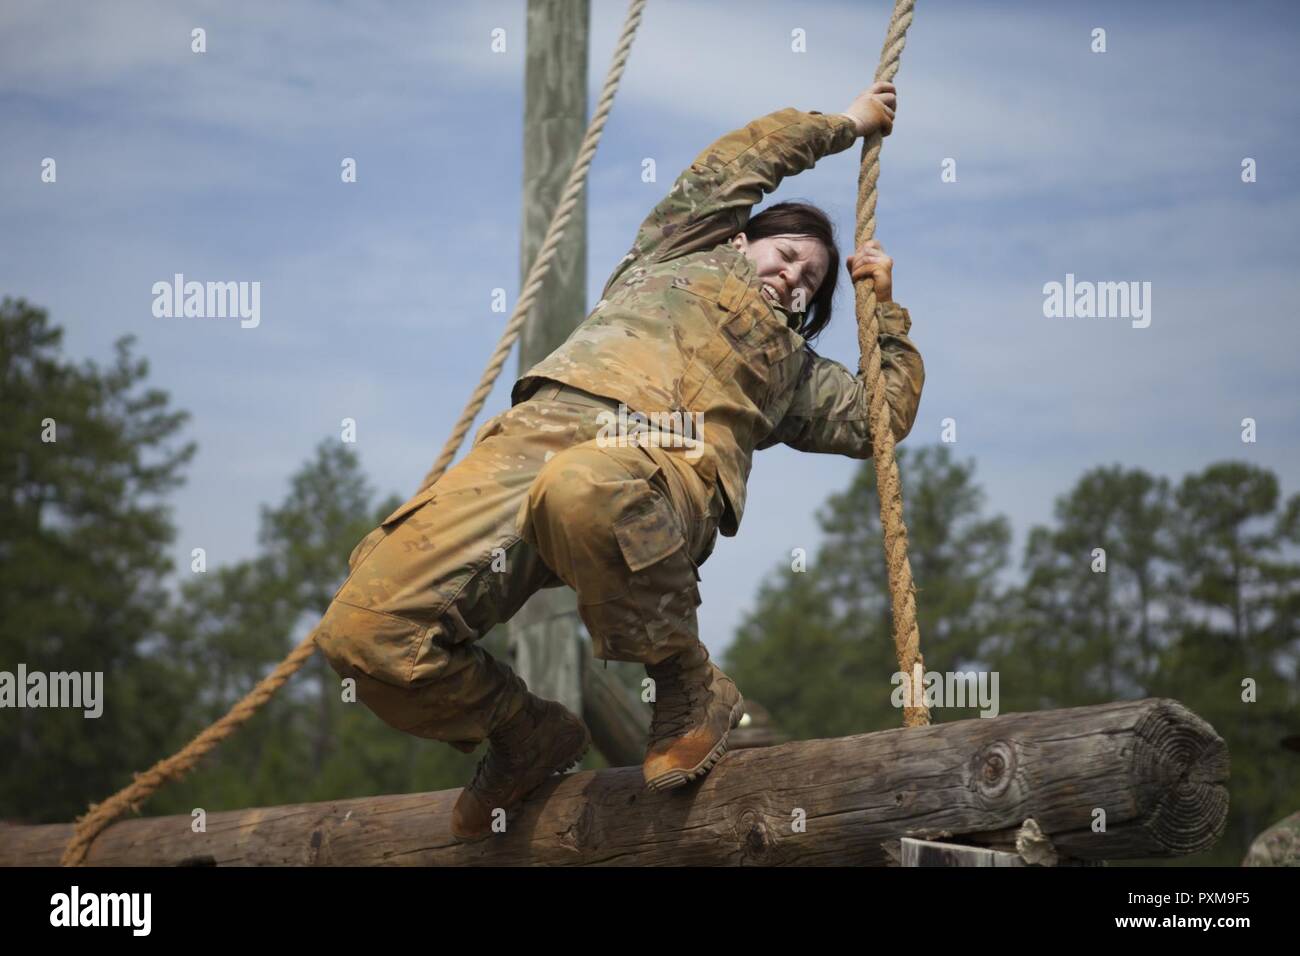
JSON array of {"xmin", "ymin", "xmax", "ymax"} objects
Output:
[{"xmin": 737, "ymin": 201, "xmax": 839, "ymax": 341}]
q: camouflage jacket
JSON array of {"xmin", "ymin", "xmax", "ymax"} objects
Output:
[{"xmin": 512, "ymin": 107, "xmax": 926, "ymax": 536}]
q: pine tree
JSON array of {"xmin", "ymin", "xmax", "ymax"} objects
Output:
[
  {"xmin": 726, "ymin": 444, "xmax": 1012, "ymax": 738},
  {"xmin": 0, "ymin": 298, "xmax": 197, "ymax": 823}
]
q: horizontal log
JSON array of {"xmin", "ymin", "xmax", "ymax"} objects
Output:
[{"xmin": 0, "ymin": 698, "xmax": 1227, "ymax": 866}]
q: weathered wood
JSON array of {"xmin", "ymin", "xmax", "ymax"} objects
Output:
[
  {"xmin": 728, "ymin": 699, "xmax": 790, "ymax": 750},
  {"xmin": 579, "ymin": 650, "xmax": 788, "ymax": 767},
  {"xmin": 580, "ymin": 650, "xmax": 650, "ymax": 768},
  {"xmin": 0, "ymin": 698, "xmax": 1227, "ymax": 866},
  {"xmin": 900, "ymin": 837, "xmax": 1026, "ymax": 867},
  {"xmin": 506, "ymin": 0, "xmax": 592, "ymax": 719}
]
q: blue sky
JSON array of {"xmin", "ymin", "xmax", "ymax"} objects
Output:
[{"xmin": 3, "ymin": 0, "xmax": 1298, "ymax": 656}]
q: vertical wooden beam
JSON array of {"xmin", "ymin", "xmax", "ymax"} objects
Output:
[
  {"xmin": 508, "ymin": 0, "xmax": 593, "ymax": 726},
  {"xmin": 508, "ymin": 1, "xmax": 668, "ymax": 768}
]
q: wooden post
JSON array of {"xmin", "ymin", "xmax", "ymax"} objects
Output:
[
  {"xmin": 505, "ymin": 0, "xmax": 592, "ymax": 719},
  {"xmin": 0, "ymin": 700, "xmax": 1229, "ymax": 867},
  {"xmin": 505, "ymin": 0, "xmax": 650, "ymax": 768}
]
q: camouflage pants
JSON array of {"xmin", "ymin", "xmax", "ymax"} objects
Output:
[{"xmin": 315, "ymin": 381, "xmax": 723, "ymax": 749}]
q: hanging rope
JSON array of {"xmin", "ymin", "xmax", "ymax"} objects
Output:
[
  {"xmin": 419, "ymin": 0, "xmax": 648, "ymax": 491},
  {"xmin": 854, "ymin": 0, "xmax": 929, "ymax": 728},
  {"xmin": 63, "ymin": 0, "xmax": 931, "ymax": 864},
  {"xmin": 60, "ymin": 0, "xmax": 650, "ymax": 867}
]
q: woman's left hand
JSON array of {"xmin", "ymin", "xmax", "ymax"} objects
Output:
[{"xmin": 846, "ymin": 238, "xmax": 893, "ymax": 303}]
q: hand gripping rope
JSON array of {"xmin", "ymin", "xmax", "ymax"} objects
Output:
[{"xmin": 61, "ymin": 0, "xmax": 928, "ymax": 865}]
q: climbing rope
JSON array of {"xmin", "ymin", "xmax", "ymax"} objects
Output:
[
  {"xmin": 419, "ymin": 0, "xmax": 648, "ymax": 491},
  {"xmin": 60, "ymin": 0, "xmax": 650, "ymax": 867},
  {"xmin": 62, "ymin": 0, "xmax": 929, "ymax": 864},
  {"xmin": 854, "ymin": 0, "xmax": 929, "ymax": 728}
]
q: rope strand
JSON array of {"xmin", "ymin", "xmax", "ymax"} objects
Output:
[
  {"xmin": 854, "ymin": 0, "xmax": 929, "ymax": 728},
  {"xmin": 62, "ymin": 0, "xmax": 931, "ymax": 865},
  {"xmin": 60, "ymin": 0, "xmax": 650, "ymax": 867}
]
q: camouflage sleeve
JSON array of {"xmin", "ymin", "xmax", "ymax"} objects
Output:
[
  {"xmin": 764, "ymin": 301, "xmax": 925, "ymax": 457},
  {"xmin": 601, "ymin": 108, "xmax": 860, "ymax": 296}
]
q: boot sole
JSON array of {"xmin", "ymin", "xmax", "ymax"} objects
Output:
[
  {"xmin": 644, "ymin": 694, "xmax": 745, "ymax": 793},
  {"xmin": 450, "ymin": 718, "xmax": 591, "ymax": 843}
]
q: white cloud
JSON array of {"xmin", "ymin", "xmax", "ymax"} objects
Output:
[{"xmin": 3, "ymin": 0, "xmax": 1297, "ymax": 655}]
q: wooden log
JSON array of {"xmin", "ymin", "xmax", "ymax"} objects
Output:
[
  {"xmin": 728, "ymin": 699, "xmax": 790, "ymax": 750},
  {"xmin": 578, "ymin": 650, "xmax": 787, "ymax": 767},
  {"xmin": 0, "ymin": 698, "xmax": 1227, "ymax": 867}
]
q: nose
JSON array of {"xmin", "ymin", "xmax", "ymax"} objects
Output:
[{"xmin": 782, "ymin": 263, "xmax": 802, "ymax": 297}]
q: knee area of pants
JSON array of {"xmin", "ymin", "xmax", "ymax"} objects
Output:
[
  {"xmin": 315, "ymin": 598, "xmax": 426, "ymax": 688},
  {"xmin": 530, "ymin": 446, "xmax": 616, "ymax": 517}
]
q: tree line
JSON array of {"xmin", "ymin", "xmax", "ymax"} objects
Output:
[{"xmin": 2, "ymin": 298, "xmax": 1295, "ymax": 865}]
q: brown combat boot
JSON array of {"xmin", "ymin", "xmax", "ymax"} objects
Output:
[
  {"xmin": 450, "ymin": 694, "xmax": 590, "ymax": 842},
  {"xmin": 642, "ymin": 641, "xmax": 744, "ymax": 792}
]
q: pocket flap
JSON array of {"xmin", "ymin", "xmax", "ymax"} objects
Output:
[
  {"xmin": 381, "ymin": 486, "xmax": 436, "ymax": 528},
  {"xmin": 724, "ymin": 308, "xmax": 755, "ymax": 339},
  {"xmin": 613, "ymin": 499, "xmax": 685, "ymax": 572}
]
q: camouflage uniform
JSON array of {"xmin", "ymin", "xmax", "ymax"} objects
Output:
[
  {"xmin": 1242, "ymin": 810, "xmax": 1300, "ymax": 866},
  {"xmin": 316, "ymin": 107, "xmax": 926, "ymax": 748}
]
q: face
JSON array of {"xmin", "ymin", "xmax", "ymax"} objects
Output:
[{"xmin": 730, "ymin": 232, "xmax": 830, "ymax": 314}]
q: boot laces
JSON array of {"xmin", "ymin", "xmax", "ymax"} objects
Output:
[
  {"xmin": 651, "ymin": 668, "xmax": 707, "ymax": 739},
  {"xmin": 469, "ymin": 709, "xmax": 534, "ymax": 795}
]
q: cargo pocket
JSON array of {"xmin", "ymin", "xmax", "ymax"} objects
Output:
[
  {"xmin": 612, "ymin": 496, "xmax": 687, "ymax": 572},
  {"xmin": 380, "ymin": 485, "xmax": 437, "ymax": 529},
  {"xmin": 574, "ymin": 471, "xmax": 702, "ymax": 661},
  {"xmin": 346, "ymin": 526, "xmax": 386, "ymax": 572},
  {"xmin": 721, "ymin": 302, "xmax": 796, "ymax": 409},
  {"xmin": 471, "ymin": 410, "xmax": 507, "ymax": 447}
]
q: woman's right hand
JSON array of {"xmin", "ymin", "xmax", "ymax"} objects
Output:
[{"xmin": 840, "ymin": 81, "xmax": 897, "ymax": 138}]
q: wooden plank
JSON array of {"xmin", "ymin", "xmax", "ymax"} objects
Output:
[{"xmin": 0, "ymin": 698, "xmax": 1228, "ymax": 867}]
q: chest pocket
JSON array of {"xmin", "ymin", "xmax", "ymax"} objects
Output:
[
  {"xmin": 673, "ymin": 257, "xmax": 798, "ymax": 411},
  {"xmin": 721, "ymin": 301, "xmax": 798, "ymax": 401}
]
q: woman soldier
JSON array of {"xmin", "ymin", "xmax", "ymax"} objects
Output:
[{"xmin": 316, "ymin": 81, "xmax": 924, "ymax": 842}]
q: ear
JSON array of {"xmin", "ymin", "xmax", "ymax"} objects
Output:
[{"xmin": 731, "ymin": 232, "xmax": 748, "ymax": 251}]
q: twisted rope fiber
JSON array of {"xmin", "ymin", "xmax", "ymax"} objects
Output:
[
  {"xmin": 420, "ymin": 0, "xmax": 648, "ymax": 491},
  {"xmin": 855, "ymin": 0, "xmax": 929, "ymax": 728},
  {"xmin": 60, "ymin": 0, "xmax": 650, "ymax": 866}
]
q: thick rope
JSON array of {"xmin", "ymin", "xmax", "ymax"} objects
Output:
[
  {"xmin": 60, "ymin": 0, "xmax": 650, "ymax": 866},
  {"xmin": 855, "ymin": 0, "xmax": 929, "ymax": 728},
  {"xmin": 419, "ymin": 0, "xmax": 647, "ymax": 491}
]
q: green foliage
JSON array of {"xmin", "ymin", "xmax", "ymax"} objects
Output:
[
  {"xmin": 149, "ymin": 440, "xmax": 483, "ymax": 816},
  {"xmin": 4, "ymin": 301, "xmax": 1296, "ymax": 869},
  {"xmin": 727, "ymin": 448, "xmax": 1300, "ymax": 866},
  {"xmin": 727, "ymin": 445, "xmax": 1012, "ymax": 738},
  {"xmin": 0, "ymin": 298, "xmax": 197, "ymax": 822}
]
